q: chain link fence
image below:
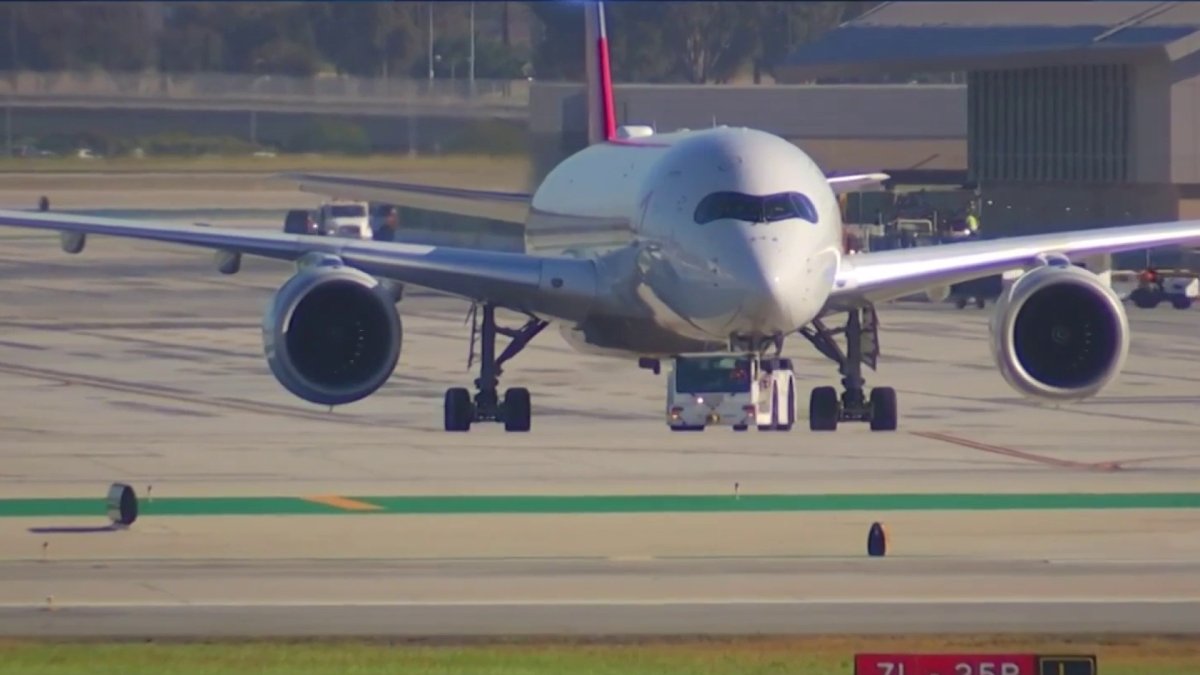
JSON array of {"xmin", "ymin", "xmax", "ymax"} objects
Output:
[{"xmin": 0, "ymin": 70, "xmax": 531, "ymax": 110}]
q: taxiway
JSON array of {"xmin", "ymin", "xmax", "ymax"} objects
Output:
[{"xmin": 1, "ymin": 177, "xmax": 1198, "ymax": 637}]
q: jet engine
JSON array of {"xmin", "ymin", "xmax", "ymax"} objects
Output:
[
  {"xmin": 263, "ymin": 263, "xmax": 402, "ymax": 406},
  {"xmin": 989, "ymin": 260, "xmax": 1128, "ymax": 402}
]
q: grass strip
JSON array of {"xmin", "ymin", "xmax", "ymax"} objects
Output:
[{"xmin": 0, "ymin": 636, "xmax": 1197, "ymax": 675}]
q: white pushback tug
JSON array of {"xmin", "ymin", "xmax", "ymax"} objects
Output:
[{"xmin": 665, "ymin": 353, "xmax": 797, "ymax": 432}]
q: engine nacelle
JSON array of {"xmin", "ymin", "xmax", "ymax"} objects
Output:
[
  {"xmin": 989, "ymin": 262, "xmax": 1129, "ymax": 402},
  {"xmin": 263, "ymin": 264, "xmax": 402, "ymax": 406}
]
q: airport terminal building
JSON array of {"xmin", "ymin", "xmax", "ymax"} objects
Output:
[{"xmin": 780, "ymin": 1, "xmax": 1200, "ymax": 239}]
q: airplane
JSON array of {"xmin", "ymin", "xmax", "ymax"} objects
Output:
[{"xmin": 2, "ymin": 2, "xmax": 1200, "ymax": 434}]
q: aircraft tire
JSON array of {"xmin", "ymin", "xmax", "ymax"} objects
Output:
[
  {"xmin": 869, "ymin": 387, "xmax": 898, "ymax": 431},
  {"xmin": 809, "ymin": 386, "xmax": 839, "ymax": 431},
  {"xmin": 503, "ymin": 387, "xmax": 532, "ymax": 432},
  {"xmin": 444, "ymin": 387, "xmax": 473, "ymax": 432}
]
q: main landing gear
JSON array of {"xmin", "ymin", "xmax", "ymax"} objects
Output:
[
  {"xmin": 797, "ymin": 305, "xmax": 897, "ymax": 432},
  {"xmin": 443, "ymin": 303, "xmax": 547, "ymax": 433}
]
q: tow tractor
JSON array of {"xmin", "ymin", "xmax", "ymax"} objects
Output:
[
  {"xmin": 663, "ymin": 353, "xmax": 796, "ymax": 432},
  {"xmin": 1128, "ymin": 268, "xmax": 1197, "ymax": 309}
]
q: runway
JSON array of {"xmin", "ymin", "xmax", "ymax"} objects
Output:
[
  {"xmin": 4, "ymin": 555, "xmax": 1200, "ymax": 635},
  {"xmin": 1, "ymin": 175, "xmax": 1199, "ymax": 637},
  {"xmin": 7, "ymin": 601, "xmax": 1200, "ymax": 638}
]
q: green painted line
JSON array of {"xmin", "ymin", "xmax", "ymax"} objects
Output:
[
  {"xmin": 0, "ymin": 497, "xmax": 341, "ymax": 517},
  {"xmin": 2, "ymin": 492, "xmax": 1200, "ymax": 518}
]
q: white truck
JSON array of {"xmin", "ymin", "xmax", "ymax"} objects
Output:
[
  {"xmin": 316, "ymin": 201, "xmax": 372, "ymax": 239},
  {"xmin": 665, "ymin": 353, "xmax": 796, "ymax": 431}
]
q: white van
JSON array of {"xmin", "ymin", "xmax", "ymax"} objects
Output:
[{"xmin": 317, "ymin": 201, "xmax": 371, "ymax": 239}]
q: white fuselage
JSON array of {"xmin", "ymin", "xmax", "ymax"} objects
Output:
[{"xmin": 524, "ymin": 127, "xmax": 844, "ymax": 357}]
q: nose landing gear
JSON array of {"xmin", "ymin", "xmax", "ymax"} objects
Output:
[{"xmin": 798, "ymin": 305, "xmax": 897, "ymax": 432}]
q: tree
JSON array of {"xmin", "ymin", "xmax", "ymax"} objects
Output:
[
  {"xmin": 222, "ymin": 3, "xmax": 324, "ymax": 76},
  {"xmin": 606, "ymin": 3, "xmax": 673, "ymax": 82},
  {"xmin": 311, "ymin": 3, "xmax": 418, "ymax": 78},
  {"xmin": 7, "ymin": 2, "xmax": 156, "ymax": 72},
  {"xmin": 528, "ymin": 1, "xmax": 584, "ymax": 81},
  {"xmin": 472, "ymin": 38, "xmax": 527, "ymax": 79},
  {"xmin": 249, "ymin": 38, "xmax": 322, "ymax": 77},
  {"xmin": 158, "ymin": 3, "xmax": 228, "ymax": 72},
  {"xmin": 527, "ymin": 0, "xmax": 879, "ymax": 84},
  {"xmin": 529, "ymin": 2, "xmax": 679, "ymax": 83},
  {"xmin": 658, "ymin": 2, "xmax": 755, "ymax": 83},
  {"xmin": 752, "ymin": 2, "xmax": 887, "ymax": 82},
  {"xmin": 159, "ymin": 2, "xmax": 326, "ymax": 76}
]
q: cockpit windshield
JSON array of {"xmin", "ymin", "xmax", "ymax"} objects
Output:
[{"xmin": 694, "ymin": 191, "xmax": 819, "ymax": 225}]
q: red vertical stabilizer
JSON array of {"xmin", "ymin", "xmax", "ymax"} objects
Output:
[{"xmin": 584, "ymin": 2, "xmax": 617, "ymax": 145}]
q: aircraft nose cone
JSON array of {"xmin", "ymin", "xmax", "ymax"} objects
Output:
[
  {"xmin": 739, "ymin": 267, "xmax": 798, "ymax": 332},
  {"xmin": 732, "ymin": 236, "xmax": 806, "ymax": 334}
]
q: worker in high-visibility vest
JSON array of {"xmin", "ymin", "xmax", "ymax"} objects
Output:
[{"xmin": 966, "ymin": 210, "xmax": 980, "ymax": 235}]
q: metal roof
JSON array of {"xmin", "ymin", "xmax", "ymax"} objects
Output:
[
  {"xmin": 852, "ymin": 1, "xmax": 1200, "ymax": 28},
  {"xmin": 782, "ymin": 1, "xmax": 1200, "ymax": 79}
]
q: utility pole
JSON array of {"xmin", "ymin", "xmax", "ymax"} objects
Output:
[
  {"xmin": 427, "ymin": 2, "xmax": 434, "ymax": 81},
  {"xmin": 469, "ymin": 1, "xmax": 476, "ymax": 96},
  {"xmin": 502, "ymin": 1, "xmax": 510, "ymax": 48},
  {"xmin": 9, "ymin": 3, "xmax": 18, "ymax": 72}
]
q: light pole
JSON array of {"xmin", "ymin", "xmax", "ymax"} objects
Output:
[
  {"xmin": 427, "ymin": 2, "xmax": 434, "ymax": 81},
  {"xmin": 469, "ymin": 1, "xmax": 476, "ymax": 96}
]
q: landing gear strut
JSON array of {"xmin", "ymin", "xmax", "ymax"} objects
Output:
[
  {"xmin": 797, "ymin": 305, "xmax": 897, "ymax": 432},
  {"xmin": 444, "ymin": 303, "xmax": 547, "ymax": 432}
]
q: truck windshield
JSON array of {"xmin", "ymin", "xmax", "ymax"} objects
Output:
[
  {"xmin": 674, "ymin": 356, "xmax": 752, "ymax": 394},
  {"xmin": 329, "ymin": 205, "xmax": 366, "ymax": 217}
]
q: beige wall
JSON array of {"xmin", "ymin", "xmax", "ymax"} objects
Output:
[
  {"xmin": 978, "ymin": 182, "xmax": 1178, "ymax": 237},
  {"xmin": 1176, "ymin": 196, "xmax": 1200, "ymax": 219},
  {"xmin": 791, "ymin": 138, "xmax": 966, "ymax": 172},
  {"xmin": 1170, "ymin": 75, "xmax": 1200, "ymax": 184},
  {"xmin": 1131, "ymin": 61, "xmax": 1172, "ymax": 184},
  {"xmin": 529, "ymin": 81, "xmax": 967, "ymax": 139}
]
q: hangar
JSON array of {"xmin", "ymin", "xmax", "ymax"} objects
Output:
[{"xmin": 781, "ymin": 0, "xmax": 1200, "ymax": 250}]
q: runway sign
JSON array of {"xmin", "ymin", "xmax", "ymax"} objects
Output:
[{"xmin": 854, "ymin": 654, "xmax": 1097, "ymax": 675}]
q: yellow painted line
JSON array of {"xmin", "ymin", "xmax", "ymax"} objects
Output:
[{"xmin": 304, "ymin": 495, "xmax": 383, "ymax": 511}]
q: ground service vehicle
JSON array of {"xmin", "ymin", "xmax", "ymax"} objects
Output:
[
  {"xmin": 1129, "ymin": 269, "xmax": 1197, "ymax": 309},
  {"xmin": 283, "ymin": 209, "xmax": 318, "ymax": 235},
  {"xmin": 667, "ymin": 354, "xmax": 796, "ymax": 431},
  {"xmin": 317, "ymin": 201, "xmax": 371, "ymax": 239}
]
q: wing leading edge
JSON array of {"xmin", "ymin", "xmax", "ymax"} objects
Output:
[
  {"xmin": 825, "ymin": 172, "xmax": 890, "ymax": 194},
  {"xmin": 279, "ymin": 170, "xmax": 890, "ymax": 223},
  {"xmin": 280, "ymin": 172, "xmax": 531, "ymax": 224},
  {"xmin": 831, "ymin": 219, "xmax": 1200, "ymax": 308},
  {"xmin": 0, "ymin": 209, "xmax": 597, "ymax": 322}
]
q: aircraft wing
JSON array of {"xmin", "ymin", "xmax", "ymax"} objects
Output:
[
  {"xmin": 284, "ymin": 171, "xmax": 890, "ymax": 217},
  {"xmin": 0, "ymin": 209, "xmax": 595, "ymax": 321},
  {"xmin": 829, "ymin": 219, "xmax": 1200, "ymax": 308},
  {"xmin": 826, "ymin": 172, "xmax": 890, "ymax": 194},
  {"xmin": 280, "ymin": 172, "xmax": 530, "ymax": 224}
]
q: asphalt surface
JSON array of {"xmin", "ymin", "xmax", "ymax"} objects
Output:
[
  {"xmin": 1, "ymin": 181, "xmax": 1199, "ymax": 637},
  {"xmin": 6, "ymin": 601, "xmax": 1199, "ymax": 638}
]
